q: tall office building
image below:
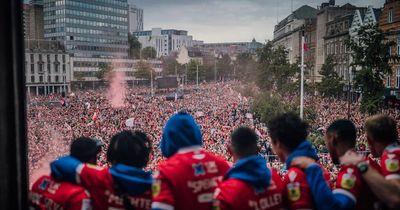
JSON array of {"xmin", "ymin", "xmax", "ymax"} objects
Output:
[
  {"xmin": 43, "ymin": 0, "xmax": 129, "ymax": 58},
  {"xmin": 23, "ymin": 1, "xmax": 45, "ymax": 40},
  {"xmin": 128, "ymin": 4, "xmax": 143, "ymax": 33}
]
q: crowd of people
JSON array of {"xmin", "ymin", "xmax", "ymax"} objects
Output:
[{"xmin": 27, "ymin": 82, "xmax": 400, "ymax": 179}]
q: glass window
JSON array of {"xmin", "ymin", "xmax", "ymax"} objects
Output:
[
  {"xmin": 31, "ymin": 76, "xmax": 35, "ymax": 83},
  {"xmin": 397, "ymin": 68, "xmax": 400, "ymax": 88},
  {"xmin": 62, "ymin": 55, "xmax": 66, "ymax": 63},
  {"xmin": 30, "ymin": 54, "xmax": 34, "ymax": 63},
  {"xmin": 55, "ymin": 64, "xmax": 59, "ymax": 73},
  {"xmin": 47, "ymin": 54, "xmax": 50, "ymax": 62},
  {"xmin": 47, "ymin": 64, "xmax": 51, "ymax": 74},
  {"xmin": 55, "ymin": 76, "xmax": 59, "ymax": 83},
  {"xmin": 47, "ymin": 75, "xmax": 51, "ymax": 83},
  {"xmin": 39, "ymin": 76, "xmax": 43, "ymax": 83},
  {"xmin": 62, "ymin": 64, "xmax": 66, "ymax": 73},
  {"xmin": 389, "ymin": 9, "xmax": 394, "ymax": 23},
  {"xmin": 31, "ymin": 64, "xmax": 34, "ymax": 74}
]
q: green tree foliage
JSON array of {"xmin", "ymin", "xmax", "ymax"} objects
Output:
[
  {"xmin": 317, "ymin": 55, "xmax": 344, "ymax": 97},
  {"xmin": 134, "ymin": 60, "xmax": 153, "ymax": 80},
  {"xmin": 256, "ymin": 42, "xmax": 298, "ymax": 93},
  {"xmin": 187, "ymin": 60, "xmax": 206, "ymax": 82},
  {"xmin": 162, "ymin": 52, "xmax": 184, "ymax": 76},
  {"xmin": 128, "ymin": 33, "xmax": 141, "ymax": 59},
  {"xmin": 216, "ymin": 54, "xmax": 232, "ymax": 78},
  {"xmin": 141, "ymin": 46, "xmax": 157, "ymax": 60},
  {"xmin": 252, "ymin": 92, "xmax": 293, "ymax": 124},
  {"xmin": 235, "ymin": 53, "xmax": 258, "ymax": 82},
  {"xmin": 96, "ymin": 62, "xmax": 112, "ymax": 80},
  {"xmin": 348, "ymin": 24, "xmax": 395, "ymax": 114}
]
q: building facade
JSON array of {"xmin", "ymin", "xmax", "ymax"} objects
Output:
[
  {"xmin": 315, "ymin": 3, "xmax": 361, "ymax": 82},
  {"xmin": 128, "ymin": 4, "xmax": 143, "ymax": 33},
  {"xmin": 133, "ymin": 28, "xmax": 200, "ymax": 58},
  {"xmin": 43, "ymin": 0, "xmax": 129, "ymax": 58},
  {"xmin": 70, "ymin": 57, "xmax": 162, "ymax": 87},
  {"xmin": 379, "ymin": 0, "xmax": 400, "ymax": 96},
  {"xmin": 273, "ymin": 5, "xmax": 319, "ymax": 65},
  {"xmin": 23, "ymin": 1, "xmax": 45, "ymax": 40},
  {"xmin": 199, "ymin": 39, "xmax": 263, "ymax": 57},
  {"xmin": 25, "ymin": 40, "xmax": 71, "ymax": 96}
]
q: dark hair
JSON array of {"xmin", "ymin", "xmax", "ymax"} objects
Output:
[
  {"xmin": 326, "ymin": 119, "xmax": 357, "ymax": 147},
  {"xmin": 107, "ymin": 130, "xmax": 151, "ymax": 168},
  {"xmin": 365, "ymin": 114, "xmax": 398, "ymax": 144},
  {"xmin": 267, "ymin": 113, "xmax": 309, "ymax": 151},
  {"xmin": 70, "ymin": 137, "xmax": 102, "ymax": 163},
  {"xmin": 231, "ymin": 127, "xmax": 258, "ymax": 157}
]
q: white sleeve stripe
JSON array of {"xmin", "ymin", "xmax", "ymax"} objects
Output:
[
  {"xmin": 151, "ymin": 202, "xmax": 174, "ymax": 210},
  {"xmin": 385, "ymin": 174, "xmax": 400, "ymax": 180},
  {"xmin": 333, "ymin": 189, "xmax": 357, "ymax": 203},
  {"xmin": 76, "ymin": 164, "xmax": 84, "ymax": 184}
]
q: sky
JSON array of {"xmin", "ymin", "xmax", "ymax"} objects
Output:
[{"xmin": 131, "ymin": 0, "xmax": 384, "ymax": 43}]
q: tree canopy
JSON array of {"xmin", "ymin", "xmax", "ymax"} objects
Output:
[
  {"xmin": 317, "ymin": 55, "xmax": 344, "ymax": 97},
  {"xmin": 141, "ymin": 47, "xmax": 157, "ymax": 60},
  {"xmin": 128, "ymin": 33, "xmax": 141, "ymax": 59}
]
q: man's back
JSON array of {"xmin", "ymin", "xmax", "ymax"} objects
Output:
[
  {"xmin": 214, "ymin": 169, "xmax": 286, "ymax": 210},
  {"xmin": 30, "ymin": 175, "xmax": 91, "ymax": 210},
  {"xmin": 153, "ymin": 148, "xmax": 230, "ymax": 210}
]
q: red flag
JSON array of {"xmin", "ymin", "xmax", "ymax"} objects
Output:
[{"xmin": 303, "ymin": 42, "xmax": 309, "ymax": 52}]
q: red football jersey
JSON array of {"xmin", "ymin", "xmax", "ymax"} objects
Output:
[
  {"xmin": 380, "ymin": 144, "xmax": 400, "ymax": 180},
  {"xmin": 76, "ymin": 164, "xmax": 152, "ymax": 210},
  {"xmin": 283, "ymin": 163, "xmax": 330, "ymax": 210},
  {"xmin": 333, "ymin": 157, "xmax": 380, "ymax": 210},
  {"xmin": 152, "ymin": 147, "xmax": 230, "ymax": 210},
  {"xmin": 213, "ymin": 169, "xmax": 286, "ymax": 210},
  {"xmin": 30, "ymin": 175, "xmax": 91, "ymax": 210}
]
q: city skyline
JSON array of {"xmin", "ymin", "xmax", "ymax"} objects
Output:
[{"xmin": 132, "ymin": 0, "xmax": 384, "ymax": 43}]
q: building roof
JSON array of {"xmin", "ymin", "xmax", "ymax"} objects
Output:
[{"xmin": 275, "ymin": 5, "xmax": 318, "ymax": 32}]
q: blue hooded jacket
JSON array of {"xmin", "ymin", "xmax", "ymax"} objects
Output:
[
  {"xmin": 161, "ymin": 112, "xmax": 202, "ymax": 158},
  {"xmin": 285, "ymin": 140, "xmax": 319, "ymax": 168},
  {"xmin": 226, "ymin": 155, "xmax": 271, "ymax": 191},
  {"xmin": 50, "ymin": 156, "xmax": 153, "ymax": 196}
]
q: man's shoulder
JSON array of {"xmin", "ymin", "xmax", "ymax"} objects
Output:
[{"xmin": 284, "ymin": 167, "xmax": 306, "ymax": 182}]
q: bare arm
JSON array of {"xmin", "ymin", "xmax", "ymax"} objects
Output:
[
  {"xmin": 340, "ymin": 151, "xmax": 400, "ymax": 209},
  {"xmin": 361, "ymin": 167, "xmax": 400, "ymax": 209}
]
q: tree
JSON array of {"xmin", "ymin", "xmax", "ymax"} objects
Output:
[
  {"xmin": 141, "ymin": 47, "xmax": 157, "ymax": 60},
  {"xmin": 235, "ymin": 52, "xmax": 257, "ymax": 82},
  {"xmin": 162, "ymin": 52, "xmax": 184, "ymax": 76},
  {"xmin": 317, "ymin": 55, "xmax": 344, "ymax": 97},
  {"xmin": 134, "ymin": 60, "xmax": 153, "ymax": 80},
  {"xmin": 128, "ymin": 33, "xmax": 141, "ymax": 59},
  {"xmin": 187, "ymin": 60, "xmax": 206, "ymax": 82},
  {"xmin": 96, "ymin": 62, "xmax": 111, "ymax": 81},
  {"xmin": 216, "ymin": 54, "xmax": 232, "ymax": 79},
  {"xmin": 348, "ymin": 24, "xmax": 395, "ymax": 114},
  {"xmin": 256, "ymin": 42, "xmax": 298, "ymax": 93}
]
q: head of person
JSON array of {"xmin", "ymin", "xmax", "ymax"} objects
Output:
[
  {"xmin": 267, "ymin": 112, "xmax": 309, "ymax": 162},
  {"xmin": 70, "ymin": 137, "xmax": 103, "ymax": 165},
  {"xmin": 161, "ymin": 111, "xmax": 202, "ymax": 158},
  {"xmin": 365, "ymin": 114, "xmax": 398, "ymax": 158},
  {"xmin": 106, "ymin": 130, "xmax": 152, "ymax": 168},
  {"xmin": 325, "ymin": 119, "xmax": 357, "ymax": 164},
  {"xmin": 229, "ymin": 127, "xmax": 259, "ymax": 161}
]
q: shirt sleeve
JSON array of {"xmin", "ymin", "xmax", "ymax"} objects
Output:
[
  {"xmin": 76, "ymin": 164, "xmax": 106, "ymax": 189},
  {"xmin": 151, "ymin": 170, "xmax": 175, "ymax": 210},
  {"xmin": 305, "ymin": 164, "xmax": 355, "ymax": 210},
  {"xmin": 68, "ymin": 190, "xmax": 92, "ymax": 210},
  {"xmin": 380, "ymin": 150, "xmax": 400, "ymax": 180},
  {"xmin": 212, "ymin": 186, "xmax": 232, "ymax": 210}
]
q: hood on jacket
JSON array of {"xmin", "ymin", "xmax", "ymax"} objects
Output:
[
  {"xmin": 286, "ymin": 140, "xmax": 319, "ymax": 168},
  {"xmin": 109, "ymin": 163, "xmax": 153, "ymax": 196},
  {"xmin": 226, "ymin": 155, "xmax": 271, "ymax": 189},
  {"xmin": 161, "ymin": 112, "xmax": 202, "ymax": 158}
]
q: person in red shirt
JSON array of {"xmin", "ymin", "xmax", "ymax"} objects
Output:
[
  {"xmin": 291, "ymin": 119, "xmax": 380, "ymax": 210},
  {"xmin": 30, "ymin": 137, "xmax": 102, "ymax": 210},
  {"xmin": 152, "ymin": 112, "xmax": 230, "ymax": 210},
  {"xmin": 51, "ymin": 130, "xmax": 153, "ymax": 210},
  {"xmin": 213, "ymin": 127, "xmax": 287, "ymax": 210},
  {"xmin": 341, "ymin": 114, "xmax": 400, "ymax": 209},
  {"xmin": 267, "ymin": 113, "xmax": 331, "ymax": 210}
]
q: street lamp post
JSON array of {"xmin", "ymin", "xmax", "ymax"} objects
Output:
[{"xmin": 196, "ymin": 62, "xmax": 199, "ymax": 88}]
